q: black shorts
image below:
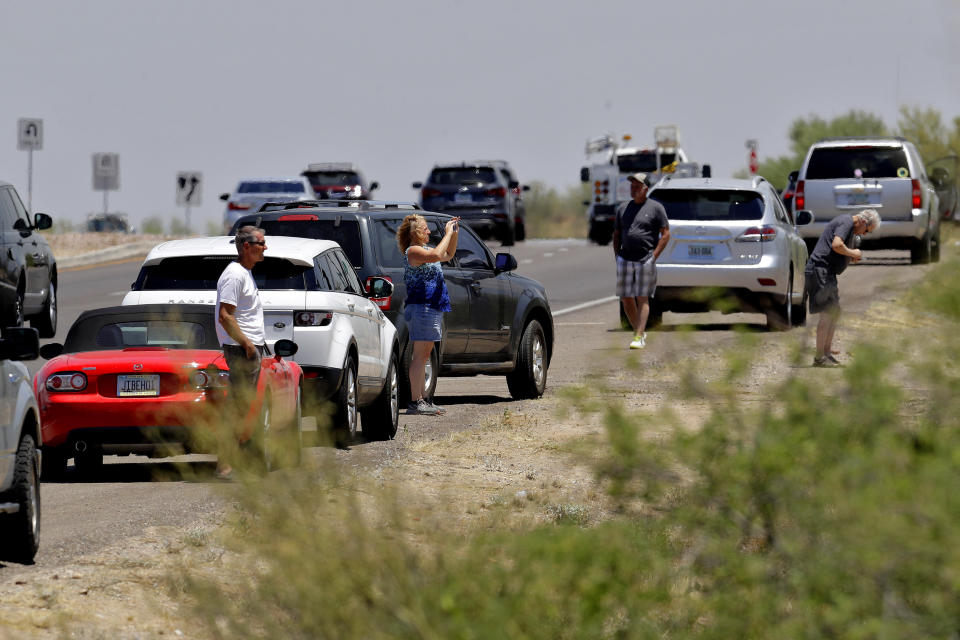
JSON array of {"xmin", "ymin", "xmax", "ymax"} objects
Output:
[{"xmin": 806, "ymin": 267, "xmax": 839, "ymax": 314}]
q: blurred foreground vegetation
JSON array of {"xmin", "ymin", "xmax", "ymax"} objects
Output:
[{"xmin": 169, "ymin": 233, "xmax": 960, "ymax": 638}]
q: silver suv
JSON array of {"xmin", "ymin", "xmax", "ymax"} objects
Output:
[
  {"xmin": 0, "ymin": 327, "xmax": 42, "ymax": 563},
  {"xmin": 794, "ymin": 137, "xmax": 941, "ymax": 264}
]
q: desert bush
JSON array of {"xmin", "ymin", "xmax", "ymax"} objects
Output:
[
  {"xmin": 177, "ymin": 251, "xmax": 960, "ymax": 638},
  {"xmin": 141, "ymin": 216, "xmax": 164, "ymax": 235},
  {"xmin": 524, "ymin": 181, "xmax": 589, "ymax": 239}
]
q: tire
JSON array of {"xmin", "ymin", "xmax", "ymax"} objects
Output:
[
  {"xmin": 932, "ymin": 226, "xmax": 941, "ymax": 263},
  {"xmin": 506, "ymin": 320, "xmax": 547, "ymax": 400},
  {"xmin": 766, "ymin": 275, "xmax": 793, "ymax": 331},
  {"xmin": 911, "ymin": 231, "xmax": 932, "ymax": 264},
  {"xmin": 252, "ymin": 395, "xmax": 276, "ymax": 472},
  {"xmin": 792, "ymin": 276, "xmax": 808, "ymax": 327},
  {"xmin": 400, "ymin": 340, "xmax": 438, "ymax": 405},
  {"xmin": 515, "ymin": 220, "xmax": 526, "ymax": 242},
  {"xmin": 361, "ymin": 352, "xmax": 399, "ymax": 441},
  {"xmin": 31, "ymin": 280, "xmax": 57, "ymax": 338},
  {"xmin": 40, "ymin": 445, "xmax": 68, "ymax": 481},
  {"xmin": 333, "ymin": 354, "xmax": 359, "ymax": 446},
  {"xmin": 6, "ymin": 287, "xmax": 24, "ymax": 328},
  {"xmin": 0, "ymin": 435, "xmax": 41, "ymax": 563},
  {"xmin": 500, "ymin": 224, "xmax": 515, "ymax": 247}
]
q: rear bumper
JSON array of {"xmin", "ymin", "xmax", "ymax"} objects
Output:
[
  {"xmin": 300, "ymin": 365, "xmax": 342, "ymax": 406},
  {"xmin": 657, "ymin": 254, "xmax": 789, "ymax": 296},
  {"xmin": 800, "ymin": 209, "xmax": 930, "ymax": 243}
]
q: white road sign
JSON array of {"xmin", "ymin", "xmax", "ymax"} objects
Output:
[
  {"xmin": 17, "ymin": 118, "xmax": 43, "ymax": 150},
  {"xmin": 176, "ymin": 171, "xmax": 203, "ymax": 206},
  {"xmin": 92, "ymin": 153, "xmax": 120, "ymax": 191}
]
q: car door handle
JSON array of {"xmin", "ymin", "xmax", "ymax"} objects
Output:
[
  {"xmin": 347, "ymin": 302, "xmax": 355, "ymax": 311},
  {"xmin": 470, "ymin": 281, "xmax": 482, "ymax": 291}
]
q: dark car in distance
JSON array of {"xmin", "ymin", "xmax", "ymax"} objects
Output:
[
  {"xmin": 301, "ymin": 163, "xmax": 378, "ymax": 201},
  {"xmin": 0, "ymin": 181, "xmax": 57, "ymax": 337},
  {"xmin": 412, "ymin": 162, "xmax": 523, "ymax": 246},
  {"xmin": 231, "ymin": 201, "xmax": 553, "ymax": 404}
]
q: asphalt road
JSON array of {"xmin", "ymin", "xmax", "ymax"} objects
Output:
[{"xmin": 1, "ymin": 239, "xmax": 931, "ymax": 580}]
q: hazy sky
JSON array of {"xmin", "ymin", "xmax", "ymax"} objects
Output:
[{"xmin": 2, "ymin": 0, "xmax": 958, "ymax": 231}]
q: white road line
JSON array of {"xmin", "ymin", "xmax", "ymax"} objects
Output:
[
  {"xmin": 520, "ymin": 258, "xmax": 533, "ymax": 264},
  {"xmin": 558, "ymin": 247, "xmax": 568, "ymax": 252},
  {"xmin": 543, "ymin": 252, "xmax": 554, "ymax": 258},
  {"xmin": 552, "ymin": 296, "xmax": 618, "ymax": 317},
  {"xmin": 110, "ymin": 291, "xmax": 128, "ymax": 296}
]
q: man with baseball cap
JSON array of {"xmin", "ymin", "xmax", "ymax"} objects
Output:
[{"xmin": 613, "ymin": 172, "xmax": 670, "ymax": 349}]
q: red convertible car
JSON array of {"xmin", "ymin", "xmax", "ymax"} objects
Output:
[{"xmin": 34, "ymin": 304, "xmax": 303, "ymax": 478}]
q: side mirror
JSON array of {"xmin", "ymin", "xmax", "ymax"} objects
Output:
[
  {"xmin": 411, "ymin": 182, "xmax": 423, "ymax": 189},
  {"xmin": 39, "ymin": 342, "xmax": 64, "ymax": 360},
  {"xmin": 366, "ymin": 276, "xmax": 394, "ymax": 299},
  {"xmin": 580, "ymin": 167, "xmax": 590, "ymax": 183},
  {"xmin": 219, "ymin": 193, "xmax": 230, "ymax": 201},
  {"xmin": 494, "ymin": 252, "xmax": 518, "ymax": 272},
  {"xmin": 522, "ymin": 184, "xmax": 530, "ymax": 192},
  {"xmin": 34, "ymin": 212, "xmax": 53, "ymax": 230},
  {"xmin": 0, "ymin": 327, "xmax": 40, "ymax": 361},
  {"xmin": 701, "ymin": 164, "xmax": 712, "ymax": 178},
  {"xmin": 273, "ymin": 339, "xmax": 298, "ymax": 358},
  {"xmin": 369, "ymin": 181, "xmax": 379, "ymax": 191},
  {"xmin": 508, "ymin": 180, "xmax": 520, "ymax": 189},
  {"xmin": 795, "ymin": 210, "xmax": 814, "ymax": 226},
  {"xmin": 787, "ymin": 170, "xmax": 799, "ymax": 181},
  {"xmin": 582, "ymin": 200, "xmax": 590, "ymax": 206}
]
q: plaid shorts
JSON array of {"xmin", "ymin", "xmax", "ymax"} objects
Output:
[{"xmin": 616, "ymin": 254, "xmax": 657, "ymax": 298}]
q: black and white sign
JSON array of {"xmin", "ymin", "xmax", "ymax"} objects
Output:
[
  {"xmin": 176, "ymin": 171, "xmax": 203, "ymax": 206},
  {"xmin": 92, "ymin": 153, "xmax": 120, "ymax": 191},
  {"xmin": 17, "ymin": 118, "xmax": 43, "ymax": 150}
]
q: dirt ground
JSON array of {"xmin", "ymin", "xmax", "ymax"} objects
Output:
[{"xmin": 0, "ymin": 238, "xmax": 948, "ymax": 638}]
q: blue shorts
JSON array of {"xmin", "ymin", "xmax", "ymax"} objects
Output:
[{"xmin": 404, "ymin": 303, "xmax": 443, "ymax": 342}]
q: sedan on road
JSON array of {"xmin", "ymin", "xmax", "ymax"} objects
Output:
[
  {"xmin": 35, "ymin": 304, "xmax": 304, "ymax": 478},
  {"xmin": 648, "ymin": 176, "xmax": 812, "ymax": 329}
]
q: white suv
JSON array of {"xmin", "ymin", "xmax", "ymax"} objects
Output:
[
  {"xmin": 121, "ymin": 236, "xmax": 400, "ymax": 441},
  {"xmin": 0, "ymin": 327, "xmax": 42, "ymax": 563}
]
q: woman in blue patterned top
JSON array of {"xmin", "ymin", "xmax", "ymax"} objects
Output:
[{"xmin": 397, "ymin": 214, "xmax": 459, "ymax": 415}]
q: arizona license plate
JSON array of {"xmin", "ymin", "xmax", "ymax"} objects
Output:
[
  {"xmin": 117, "ymin": 374, "xmax": 160, "ymax": 397},
  {"xmin": 688, "ymin": 245, "xmax": 713, "ymax": 258},
  {"xmin": 454, "ymin": 193, "xmax": 472, "ymax": 204}
]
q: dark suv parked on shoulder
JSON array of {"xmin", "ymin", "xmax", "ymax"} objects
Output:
[
  {"xmin": 412, "ymin": 163, "xmax": 521, "ymax": 246},
  {"xmin": 0, "ymin": 181, "xmax": 57, "ymax": 337},
  {"xmin": 232, "ymin": 202, "xmax": 553, "ymax": 403}
]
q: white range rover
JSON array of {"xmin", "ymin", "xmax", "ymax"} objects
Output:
[{"xmin": 121, "ymin": 236, "xmax": 399, "ymax": 442}]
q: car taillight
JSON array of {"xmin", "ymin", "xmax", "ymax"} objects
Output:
[
  {"xmin": 46, "ymin": 372, "xmax": 87, "ymax": 392},
  {"xmin": 228, "ymin": 202, "xmax": 251, "ymax": 211},
  {"xmin": 295, "ymin": 311, "xmax": 333, "ymax": 327},
  {"xmin": 422, "ymin": 187, "xmax": 441, "ymax": 198},
  {"xmin": 485, "ymin": 187, "xmax": 507, "ymax": 198},
  {"xmin": 190, "ymin": 369, "xmax": 230, "ymax": 389},
  {"xmin": 364, "ymin": 276, "xmax": 393, "ymax": 311},
  {"xmin": 737, "ymin": 226, "xmax": 777, "ymax": 242},
  {"xmin": 795, "ymin": 180, "xmax": 804, "ymax": 210},
  {"xmin": 912, "ymin": 179, "xmax": 922, "ymax": 208}
]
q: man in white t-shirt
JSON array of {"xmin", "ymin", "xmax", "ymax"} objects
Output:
[{"xmin": 214, "ymin": 225, "xmax": 268, "ymax": 478}]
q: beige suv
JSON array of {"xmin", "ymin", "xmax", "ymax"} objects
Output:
[{"xmin": 794, "ymin": 137, "xmax": 941, "ymax": 264}]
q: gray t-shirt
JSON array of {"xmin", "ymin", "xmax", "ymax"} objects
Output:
[
  {"xmin": 806, "ymin": 214, "xmax": 855, "ymax": 275},
  {"xmin": 614, "ymin": 199, "xmax": 669, "ymax": 262}
]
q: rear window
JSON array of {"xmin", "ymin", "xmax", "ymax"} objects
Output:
[
  {"xmin": 304, "ymin": 171, "xmax": 361, "ymax": 187},
  {"xmin": 257, "ymin": 219, "xmax": 363, "ymax": 267},
  {"xmin": 238, "ymin": 181, "xmax": 307, "ymax": 194},
  {"xmin": 429, "ymin": 167, "xmax": 497, "ymax": 185},
  {"xmin": 617, "ymin": 152, "xmax": 676, "ymax": 173},
  {"xmin": 134, "ymin": 256, "xmax": 319, "ymax": 291},
  {"xmin": 805, "ymin": 146, "xmax": 910, "ymax": 179},
  {"xmin": 651, "ymin": 190, "xmax": 764, "ymax": 221}
]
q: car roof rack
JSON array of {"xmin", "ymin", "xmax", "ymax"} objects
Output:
[{"xmin": 257, "ymin": 199, "xmax": 421, "ymax": 213}]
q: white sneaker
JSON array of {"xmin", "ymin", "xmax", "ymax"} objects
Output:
[{"xmin": 629, "ymin": 333, "xmax": 646, "ymax": 349}]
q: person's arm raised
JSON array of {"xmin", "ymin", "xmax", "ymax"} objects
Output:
[{"xmin": 407, "ymin": 219, "xmax": 459, "ymax": 266}]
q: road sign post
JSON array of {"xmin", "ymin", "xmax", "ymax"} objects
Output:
[
  {"xmin": 92, "ymin": 153, "xmax": 120, "ymax": 217},
  {"xmin": 176, "ymin": 172, "xmax": 202, "ymax": 231},
  {"xmin": 17, "ymin": 118, "xmax": 43, "ymax": 213}
]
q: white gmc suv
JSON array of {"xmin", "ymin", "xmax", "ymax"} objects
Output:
[{"xmin": 121, "ymin": 236, "xmax": 400, "ymax": 442}]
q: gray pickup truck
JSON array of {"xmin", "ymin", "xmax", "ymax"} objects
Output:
[
  {"xmin": 0, "ymin": 327, "xmax": 42, "ymax": 563},
  {"xmin": 794, "ymin": 137, "xmax": 941, "ymax": 264}
]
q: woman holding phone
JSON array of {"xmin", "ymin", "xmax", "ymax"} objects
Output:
[{"xmin": 396, "ymin": 214, "xmax": 460, "ymax": 415}]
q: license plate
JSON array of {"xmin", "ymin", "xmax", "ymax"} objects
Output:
[
  {"xmin": 117, "ymin": 374, "xmax": 160, "ymax": 397},
  {"xmin": 454, "ymin": 193, "xmax": 472, "ymax": 204},
  {"xmin": 688, "ymin": 245, "xmax": 713, "ymax": 258},
  {"xmin": 845, "ymin": 192, "xmax": 873, "ymax": 205}
]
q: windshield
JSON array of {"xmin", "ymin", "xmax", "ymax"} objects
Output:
[
  {"xmin": 617, "ymin": 152, "xmax": 676, "ymax": 173},
  {"xmin": 651, "ymin": 190, "xmax": 764, "ymax": 221},
  {"xmin": 429, "ymin": 167, "xmax": 497, "ymax": 185},
  {"xmin": 305, "ymin": 171, "xmax": 361, "ymax": 187},
  {"xmin": 238, "ymin": 181, "xmax": 307, "ymax": 194},
  {"xmin": 257, "ymin": 219, "xmax": 363, "ymax": 267},
  {"xmin": 805, "ymin": 147, "xmax": 910, "ymax": 179},
  {"xmin": 134, "ymin": 256, "xmax": 319, "ymax": 290}
]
